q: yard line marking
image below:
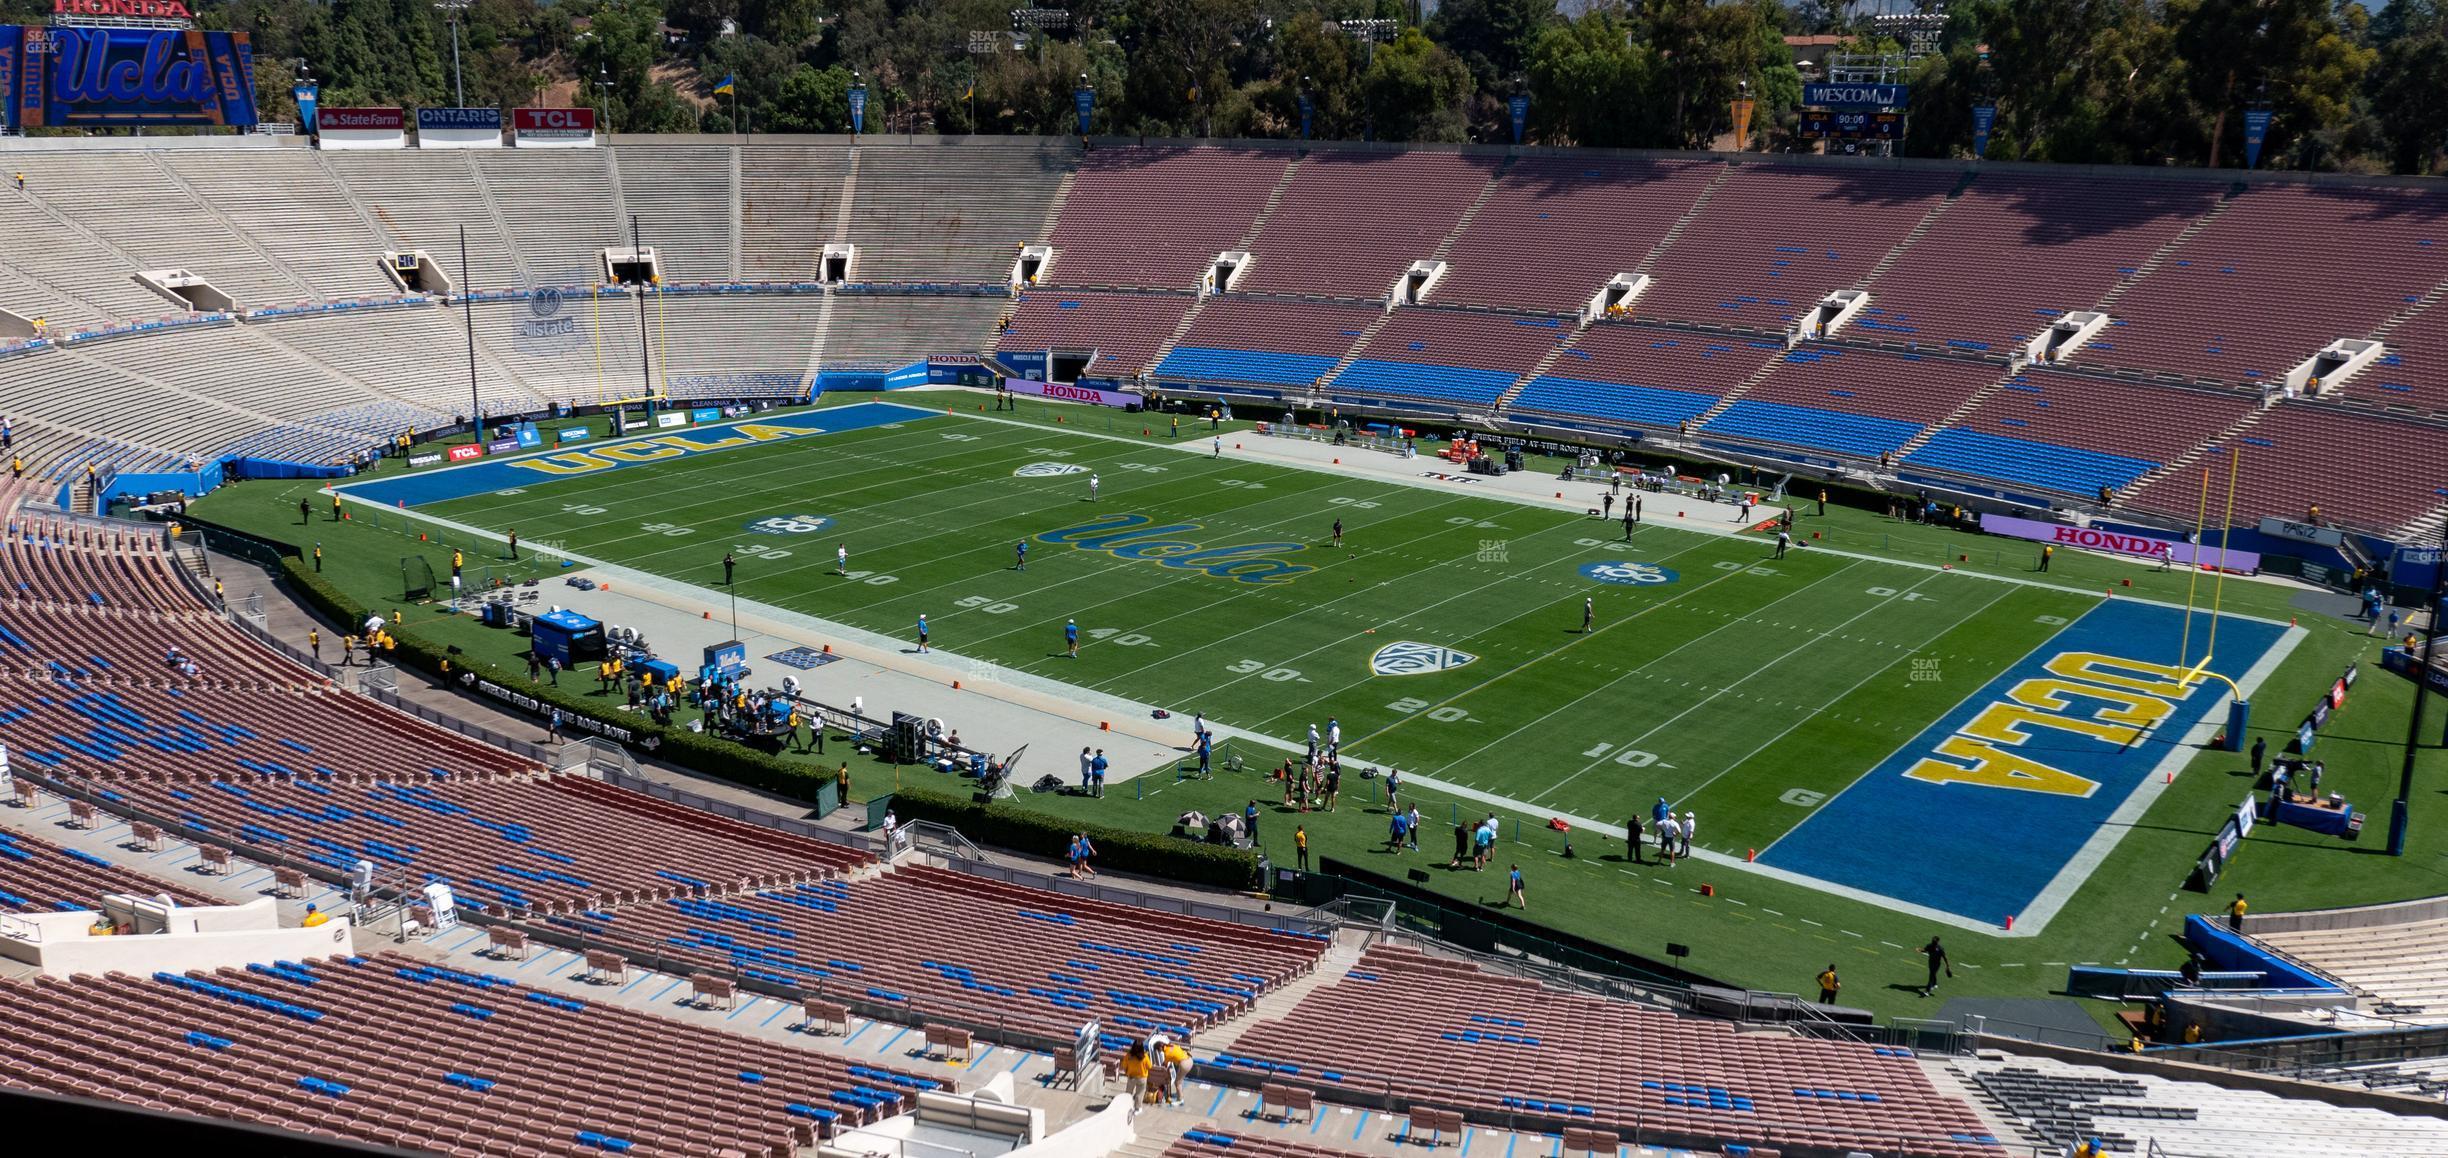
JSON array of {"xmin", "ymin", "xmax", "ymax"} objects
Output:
[
  {"xmin": 1422, "ymin": 557, "xmax": 1872, "ymax": 782},
  {"xmin": 1675, "ymin": 574, "xmax": 2012, "ymax": 804}
]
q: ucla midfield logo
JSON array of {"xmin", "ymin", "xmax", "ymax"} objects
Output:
[
  {"xmin": 1037, "ymin": 514, "xmax": 1311, "ymax": 585},
  {"xmin": 1369, "ymin": 641, "xmax": 1478, "ymax": 677}
]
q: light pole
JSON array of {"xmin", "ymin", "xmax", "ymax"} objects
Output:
[
  {"xmin": 435, "ymin": 0, "xmax": 471, "ymax": 107},
  {"xmin": 596, "ymin": 67, "xmax": 613, "ymax": 134}
]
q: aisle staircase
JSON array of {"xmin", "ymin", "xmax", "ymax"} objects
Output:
[
  {"xmin": 1632, "ymin": 163, "xmax": 1737, "ymax": 278},
  {"xmin": 1190, "ymin": 931, "xmax": 1365, "ymax": 1051},
  {"xmin": 1889, "ymin": 361, "xmax": 2026, "ymax": 459},
  {"xmin": 1494, "ymin": 327, "xmax": 1586, "ymax": 411},
  {"xmin": 1426, "ymin": 159, "xmax": 1513, "ymax": 264},
  {"xmin": 2094, "ymin": 184, "xmax": 2244, "ymax": 312},
  {"xmin": 1236, "ymin": 157, "xmax": 1305, "ymax": 251},
  {"xmin": 1855, "ymin": 170, "xmax": 1975, "ymax": 291}
]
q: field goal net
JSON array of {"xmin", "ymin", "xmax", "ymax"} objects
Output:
[{"xmin": 401, "ymin": 555, "xmax": 436, "ymax": 601}]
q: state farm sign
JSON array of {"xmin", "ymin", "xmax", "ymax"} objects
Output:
[
  {"xmin": 512, "ymin": 107, "xmax": 595, "ymax": 147},
  {"xmin": 318, "ymin": 107, "xmax": 403, "ymax": 131}
]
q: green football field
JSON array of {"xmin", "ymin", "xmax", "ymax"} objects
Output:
[
  {"xmin": 198, "ymin": 391, "xmax": 2443, "ymax": 1018},
  {"xmin": 408, "ymin": 405, "xmax": 2099, "ymax": 848}
]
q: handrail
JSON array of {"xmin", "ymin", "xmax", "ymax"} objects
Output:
[{"xmin": 902, "ymin": 820, "xmax": 989, "ymax": 863}]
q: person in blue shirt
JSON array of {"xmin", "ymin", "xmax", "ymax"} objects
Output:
[
  {"xmin": 1090, "ymin": 749, "xmax": 1108, "ymax": 797},
  {"xmin": 1508, "ymin": 865, "xmax": 1526, "ymax": 909},
  {"xmin": 1015, "ymin": 540, "xmax": 1027, "ymax": 571},
  {"xmin": 1243, "ymin": 799, "xmax": 1260, "ymax": 842},
  {"xmin": 1197, "ymin": 731, "xmax": 1212, "ymax": 775},
  {"xmin": 1065, "ymin": 618, "xmax": 1079, "ymax": 658},
  {"xmin": 916, "ymin": 613, "xmax": 929, "ymax": 654},
  {"xmin": 1652, "ymin": 796, "xmax": 1672, "ymax": 825},
  {"xmin": 1387, "ymin": 810, "xmax": 1409, "ymax": 852}
]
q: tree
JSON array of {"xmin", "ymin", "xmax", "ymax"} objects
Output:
[
  {"xmin": 1525, "ymin": 10, "xmax": 1657, "ymax": 148},
  {"xmin": 1360, "ymin": 27, "xmax": 1471, "ymax": 142},
  {"xmin": 1429, "ymin": 0, "xmax": 1553, "ymax": 92},
  {"xmin": 2368, "ymin": 0, "xmax": 2448, "ymax": 174},
  {"xmin": 768, "ymin": 63, "xmax": 855, "ymax": 132}
]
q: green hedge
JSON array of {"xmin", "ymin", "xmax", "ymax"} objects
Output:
[
  {"xmin": 279, "ymin": 557, "xmax": 837, "ymax": 813},
  {"xmin": 885, "ymin": 780, "xmax": 1261, "ymax": 891}
]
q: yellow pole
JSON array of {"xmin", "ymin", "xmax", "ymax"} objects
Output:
[
  {"xmin": 655, "ymin": 285, "xmax": 669, "ymax": 402},
  {"xmin": 592, "ymin": 285, "xmax": 605, "ymax": 409},
  {"xmin": 2206, "ymin": 445, "xmax": 2242, "ymax": 668},
  {"xmin": 2179, "ymin": 462, "xmax": 2212, "ymax": 669}
]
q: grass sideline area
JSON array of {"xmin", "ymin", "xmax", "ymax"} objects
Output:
[{"xmin": 189, "ymin": 387, "xmax": 2446, "ymax": 1023}]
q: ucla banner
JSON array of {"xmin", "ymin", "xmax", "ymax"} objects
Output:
[
  {"xmin": 0, "ymin": 25, "xmax": 258, "ymax": 127},
  {"xmin": 2242, "ymin": 107, "xmax": 2272, "ymax": 170},
  {"xmin": 1971, "ymin": 103, "xmax": 1996, "ymax": 158},
  {"xmin": 1508, "ymin": 93, "xmax": 1528, "ymax": 145},
  {"xmin": 293, "ymin": 80, "xmax": 317, "ymax": 133},
  {"xmin": 1297, "ymin": 91, "xmax": 1313, "ymax": 140},
  {"xmin": 1074, "ymin": 85, "xmax": 1095, "ymax": 136},
  {"xmin": 848, "ymin": 84, "xmax": 866, "ymax": 134}
]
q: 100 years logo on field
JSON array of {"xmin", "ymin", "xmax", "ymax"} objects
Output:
[
  {"xmin": 1014, "ymin": 462, "xmax": 1089, "ymax": 477},
  {"xmin": 1580, "ymin": 561, "xmax": 1680, "ymax": 586},
  {"xmin": 745, "ymin": 514, "xmax": 833, "ymax": 535}
]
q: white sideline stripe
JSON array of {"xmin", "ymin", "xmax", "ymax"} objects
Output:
[{"xmin": 952, "ymin": 403, "xmax": 2299, "ymax": 628}]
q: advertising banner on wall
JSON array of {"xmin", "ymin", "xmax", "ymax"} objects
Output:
[
  {"xmin": 1979, "ymin": 513, "xmax": 2263, "ymax": 571},
  {"xmin": 0, "ymin": 24, "xmax": 258, "ymax": 128},
  {"xmin": 1002, "ymin": 377, "xmax": 1141, "ymax": 409},
  {"xmin": 511, "ymin": 106, "xmax": 594, "ymax": 147},
  {"xmin": 415, "ymin": 105, "xmax": 502, "ymax": 148},
  {"xmin": 316, "ymin": 106, "xmax": 406, "ymax": 150}
]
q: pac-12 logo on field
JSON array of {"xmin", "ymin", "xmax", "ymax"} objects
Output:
[
  {"xmin": 1369, "ymin": 641, "xmax": 1478, "ymax": 677},
  {"xmin": 1581, "ymin": 561, "xmax": 1679, "ymax": 586},
  {"xmin": 746, "ymin": 514, "xmax": 833, "ymax": 535},
  {"xmin": 1015, "ymin": 462, "xmax": 1090, "ymax": 478}
]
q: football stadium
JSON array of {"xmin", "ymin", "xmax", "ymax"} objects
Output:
[{"xmin": 4, "ymin": 11, "xmax": 2448, "ymax": 1158}]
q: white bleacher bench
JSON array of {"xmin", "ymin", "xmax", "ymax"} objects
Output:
[
  {"xmin": 922, "ymin": 1024, "xmax": 974, "ymax": 1064},
  {"xmin": 127, "ymin": 822, "xmax": 162, "ymax": 852},
  {"xmin": 483, "ymin": 926, "xmax": 530, "ymax": 962},
  {"xmin": 197, "ymin": 844, "xmax": 232, "ymax": 875},
  {"xmin": 1562, "ymin": 1127, "xmax": 1619, "ymax": 1158},
  {"xmin": 1400, "ymin": 1108, "xmax": 1465, "ymax": 1147},
  {"xmin": 271, "ymin": 867, "xmax": 307, "ymax": 898},
  {"xmin": 796, "ymin": 998, "xmax": 850, "ymax": 1036},
  {"xmin": 580, "ymin": 950, "xmax": 628, "ymax": 986},
  {"xmin": 66, "ymin": 799, "xmax": 96, "ymax": 829},
  {"xmin": 688, "ymin": 973, "xmax": 735, "ymax": 1011},
  {"xmin": 1258, "ymin": 1082, "xmax": 1316, "ymax": 1123}
]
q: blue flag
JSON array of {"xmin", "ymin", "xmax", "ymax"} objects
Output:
[
  {"xmin": 2242, "ymin": 108, "xmax": 2273, "ymax": 170},
  {"xmin": 1971, "ymin": 103, "xmax": 1996, "ymax": 159},
  {"xmin": 848, "ymin": 85, "xmax": 867, "ymax": 135}
]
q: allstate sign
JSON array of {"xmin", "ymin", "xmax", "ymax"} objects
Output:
[{"xmin": 1804, "ymin": 83, "xmax": 1909, "ymax": 109}]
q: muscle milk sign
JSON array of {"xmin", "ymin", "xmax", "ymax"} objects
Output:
[{"xmin": 513, "ymin": 106, "xmax": 594, "ymax": 147}]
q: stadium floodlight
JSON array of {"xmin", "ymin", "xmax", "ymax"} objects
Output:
[
  {"xmin": 1008, "ymin": 7, "xmax": 1070, "ymax": 33},
  {"xmin": 1335, "ymin": 18, "xmax": 1398, "ymax": 68},
  {"xmin": 435, "ymin": 0, "xmax": 472, "ymax": 108}
]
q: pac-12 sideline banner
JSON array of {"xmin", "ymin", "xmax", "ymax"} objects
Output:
[
  {"xmin": 1002, "ymin": 377, "xmax": 1142, "ymax": 409},
  {"xmin": 1980, "ymin": 512, "xmax": 2262, "ymax": 571}
]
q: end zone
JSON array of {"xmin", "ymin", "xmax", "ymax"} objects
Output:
[
  {"xmin": 334, "ymin": 401, "xmax": 939, "ymax": 509},
  {"xmin": 1757, "ymin": 599, "xmax": 2294, "ymax": 931}
]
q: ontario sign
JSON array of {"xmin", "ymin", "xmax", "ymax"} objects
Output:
[{"xmin": 1, "ymin": 24, "xmax": 257, "ymax": 127}]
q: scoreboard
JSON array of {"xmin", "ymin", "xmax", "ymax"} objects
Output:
[{"xmin": 1798, "ymin": 110, "xmax": 1902, "ymax": 141}]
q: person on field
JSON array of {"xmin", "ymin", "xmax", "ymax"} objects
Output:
[{"xmin": 1918, "ymin": 936, "xmax": 1953, "ymax": 998}]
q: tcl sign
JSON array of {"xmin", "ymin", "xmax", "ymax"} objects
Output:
[
  {"xmin": 319, "ymin": 107, "xmax": 405, "ymax": 131},
  {"xmin": 514, "ymin": 107, "xmax": 595, "ymax": 134},
  {"xmin": 54, "ymin": 0, "xmax": 194, "ymax": 18},
  {"xmin": 447, "ymin": 444, "xmax": 485, "ymax": 462}
]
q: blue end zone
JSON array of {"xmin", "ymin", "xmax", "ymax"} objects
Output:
[
  {"xmin": 1759, "ymin": 599, "xmax": 2286, "ymax": 924},
  {"xmin": 337, "ymin": 402, "xmax": 936, "ymax": 509}
]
